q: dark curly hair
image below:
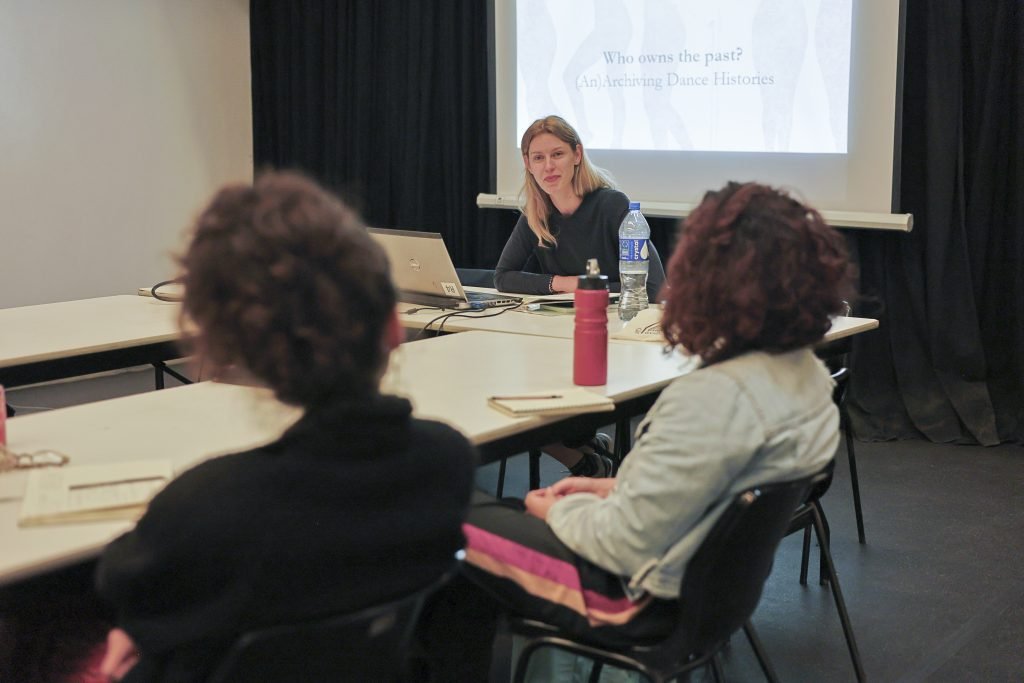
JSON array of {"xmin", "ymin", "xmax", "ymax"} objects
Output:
[
  {"xmin": 179, "ymin": 171, "xmax": 396, "ymax": 407},
  {"xmin": 662, "ymin": 182, "xmax": 856, "ymax": 364}
]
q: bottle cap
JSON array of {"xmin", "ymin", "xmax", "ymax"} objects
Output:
[
  {"xmin": 628, "ymin": 201, "xmax": 641, "ymax": 210},
  {"xmin": 577, "ymin": 258, "xmax": 608, "ymax": 290}
]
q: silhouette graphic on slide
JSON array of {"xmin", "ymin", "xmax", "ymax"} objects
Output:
[
  {"xmin": 561, "ymin": 0, "xmax": 631, "ymax": 147},
  {"xmin": 642, "ymin": 0, "xmax": 693, "ymax": 150},
  {"xmin": 815, "ymin": 0, "xmax": 852, "ymax": 152},
  {"xmin": 753, "ymin": 0, "xmax": 807, "ymax": 151},
  {"xmin": 518, "ymin": 0, "xmax": 558, "ymax": 122}
]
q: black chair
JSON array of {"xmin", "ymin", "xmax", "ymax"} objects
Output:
[
  {"xmin": 494, "ymin": 448, "xmax": 544, "ymax": 497},
  {"xmin": 506, "ymin": 476, "xmax": 815, "ymax": 683},
  {"xmin": 815, "ymin": 338, "xmax": 867, "ymax": 545},
  {"xmin": 455, "ymin": 267, "xmax": 496, "ymax": 288},
  {"xmin": 205, "ymin": 574, "xmax": 448, "ymax": 683},
  {"xmin": 787, "ymin": 467, "xmax": 866, "ymax": 682},
  {"xmin": 832, "ymin": 366, "xmax": 866, "ymax": 543}
]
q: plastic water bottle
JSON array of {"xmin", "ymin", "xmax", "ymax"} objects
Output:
[{"xmin": 618, "ymin": 201, "xmax": 650, "ymax": 321}]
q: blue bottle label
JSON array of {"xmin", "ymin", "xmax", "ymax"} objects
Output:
[{"xmin": 619, "ymin": 238, "xmax": 649, "ymax": 261}]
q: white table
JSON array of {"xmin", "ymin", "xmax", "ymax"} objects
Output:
[
  {"xmin": 0, "ymin": 382, "xmax": 302, "ymax": 585},
  {"xmin": 0, "ymin": 293, "xmax": 873, "ymax": 390},
  {"xmin": 385, "ymin": 331, "xmax": 697, "ymax": 449},
  {"xmin": 398, "ymin": 300, "xmax": 878, "ymax": 345},
  {"xmin": 0, "ymin": 295, "xmax": 184, "ymax": 388},
  {"xmin": 0, "ymin": 331, "xmax": 695, "ymax": 585}
]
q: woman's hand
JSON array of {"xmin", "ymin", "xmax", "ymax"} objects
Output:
[
  {"xmin": 525, "ymin": 477, "xmax": 617, "ymax": 521},
  {"xmin": 524, "ymin": 488, "xmax": 558, "ymax": 520},
  {"xmin": 551, "ymin": 275, "xmax": 579, "ymax": 293},
  {"xmin": 548, "ymin": 476, "xmax": 616, "ymax": 499},
  {"xmin": 100, "ymin": 628, "xmax": 139, "ymax": 682}
]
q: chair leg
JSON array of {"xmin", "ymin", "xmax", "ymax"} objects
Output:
[
  {"xmin": 529, "ymin": 449, "xmax": 541, "ymax": 490},
  {"xmin": 512, "ymin": 640, "xmax": 552, "ymax": 683},
  {"xmin": 511, "ymin": 645, "xmax": 530, "ymax": 683},
  {"xmin": 743, "ymin": 621, "xmax": 780, "ymax": 683},
  {"xmin": 495, "ymin": 457, "xmax": 507, "ymax": 498},
  {"xmin": 817, "ymin": 501, "xmax": 832, "ymax": 586},
  {"xmin": 614, "ymin": 416, "xmax": 631, "ymax": 462},
  {"xmin": 842, "ymin": 406, "xmax": 866, "ymax": 544},
  {"xmin": 799, "ymin": 526, "xmax": 812, "ymax": 585},
  {"xmin": 710, "ymin": 654, "xmax": 726, "ymax": 682},
  {"xmin": 811, "ymin": 504, "xmax": 866, "ymax": 682}
]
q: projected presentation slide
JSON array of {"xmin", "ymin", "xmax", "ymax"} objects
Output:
[{"xmin": 516, "ymin": 0, "xmax": 852, "ymax": 154}]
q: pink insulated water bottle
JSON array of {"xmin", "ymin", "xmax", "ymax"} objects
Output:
[
  {"xmin": 0, "ymin": 385, "xmax": 6, "ymax": 447},
  {"xmin": 574, "ymin": 259, "xmax": 609, "ymax": 386}
]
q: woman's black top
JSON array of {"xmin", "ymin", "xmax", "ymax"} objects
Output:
[{"xmin": 494, "ymin": 188, "xmax": 666, "ymax": 300}]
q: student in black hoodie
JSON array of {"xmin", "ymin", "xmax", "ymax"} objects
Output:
[{"xmin": 94, "ymin": 171, "xmax": 476, "ymax": 682}]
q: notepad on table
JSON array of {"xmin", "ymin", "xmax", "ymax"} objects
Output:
[
  {"xmin": 18, "ymin": 459, "xmax": 173, "ymax": 527},
  {"xmin": 487, "ymin": 388, "xmax": 615, "ymax": 417},
  {"xmin": 611, "ymin": 306, "xmax": 666, "ymax": 342}
]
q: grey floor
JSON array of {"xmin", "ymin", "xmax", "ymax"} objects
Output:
[
  {"xmin": 477, "ymin": 434, "xmax": 1024, "ymax": 682},
  {"xmin": 9, "ymin": 372, "xmax": 1024, "ymax": 682}
]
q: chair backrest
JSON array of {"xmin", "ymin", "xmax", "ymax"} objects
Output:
[
  {"xmin": 830, "ymin": 366, "xmax": 850, "ymax": 405},
  {"xmin": 205, "ymin": 574, "xmax": 447, "ymax": 683},
  {"xmin": 667, "ymin": 475, "xmax": 815, "ymax": 656},
  {"xmin": 455, "ymin": 267, "xmax": 496, "ymax": 288}
]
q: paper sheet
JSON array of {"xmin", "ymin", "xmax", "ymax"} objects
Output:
[{"xmin": 19, "ymin": 460, "xmax": 173, "ymax": 526}]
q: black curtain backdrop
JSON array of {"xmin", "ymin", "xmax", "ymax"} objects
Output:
[
  {"xmin": 250, "ymin": 1, "xmax": 1022, "ymax": 444},
  {"xmin": 848, "ymin": 1, "xmax": 1023, "ymax": 445},
  {"xmin": 250, "ymin": 0, "xmax": 496, "ymax": 264}
]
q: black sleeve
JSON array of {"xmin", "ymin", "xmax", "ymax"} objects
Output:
[
  {"xmin": 494, "ymin": 214, "xmax": 555, "ymax": 294},
  {"xmin": 646, "ymin": 239, "xmax": 667, "ymax": 302},
  {"xmin": 95, "ymin": 457, "xmax": 253, "ymax": 655},
  {"xmin": 597, "ymin": 190, "xmax": 631, "ymax": 292},
  {"xmin": 429, "ymin": 423, "xmax": 479, "ymax": 509},
  {"xmin": 522, "ymin": 251, "xmax": 542, "ymax": 274}
]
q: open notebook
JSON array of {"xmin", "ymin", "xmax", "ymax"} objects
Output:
[
  {"xmin": 367, "ymin": 228, "xmax": 521, "ymax": 309},
  {"xmin": 18, "ymin": 460, "xmax": 173, "ymax": 526},
  {"xmin": 487, "ymin": 388, "xmax": 614, "ymax": 417}
]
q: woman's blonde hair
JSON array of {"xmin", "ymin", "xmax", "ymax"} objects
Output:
[{"xmin": 520, "ymin": 116, "xmax": 616, "ymax": 246}]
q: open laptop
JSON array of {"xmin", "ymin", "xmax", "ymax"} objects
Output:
[{"xmin": 367, "ymin": 228, "xmax": 522, "ymax": 310}]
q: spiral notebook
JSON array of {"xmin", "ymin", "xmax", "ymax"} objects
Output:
[{"xmin": 487, "ymin": 388, "xmax": 614, "ymax": 417}]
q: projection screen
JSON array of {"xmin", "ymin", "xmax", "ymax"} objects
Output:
[{"xmin": 480, "ymin": 0, "xmax": 910, "ymax": 230}]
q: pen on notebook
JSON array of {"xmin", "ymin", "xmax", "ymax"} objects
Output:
[
  {"xmin": 69, "ymin": 476, "xmax": 168, "ymax": 491},
  {"xmin": 490, "ymin": 394, "xmax": 563, "ymax": 400}
]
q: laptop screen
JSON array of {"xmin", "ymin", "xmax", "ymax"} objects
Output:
[
  {"xmin": 367, "ymin": 228, "xmax": 470, "ymax": 301},
  {"xmin": 367, "ymin": 228, "xmax": 522, "ymax": 310}
]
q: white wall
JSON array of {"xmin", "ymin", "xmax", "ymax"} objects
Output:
[{"xmin": 0, "ymin": 0, "xmax": 253, "ymax": 308}]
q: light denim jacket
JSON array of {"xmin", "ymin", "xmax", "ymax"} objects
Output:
[{"xmin": 546, "ymin": 348, "xmax": 838, "ymax": 600}]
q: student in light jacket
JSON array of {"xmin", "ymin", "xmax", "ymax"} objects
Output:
[{"xmin": 419, "ymin": 181, "xmax": 856, "ymax": 681}]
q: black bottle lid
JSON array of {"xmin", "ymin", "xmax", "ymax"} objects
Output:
[{"xmin": 577, "ymin": 258, "xmax": 608, "ymax": 290}]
